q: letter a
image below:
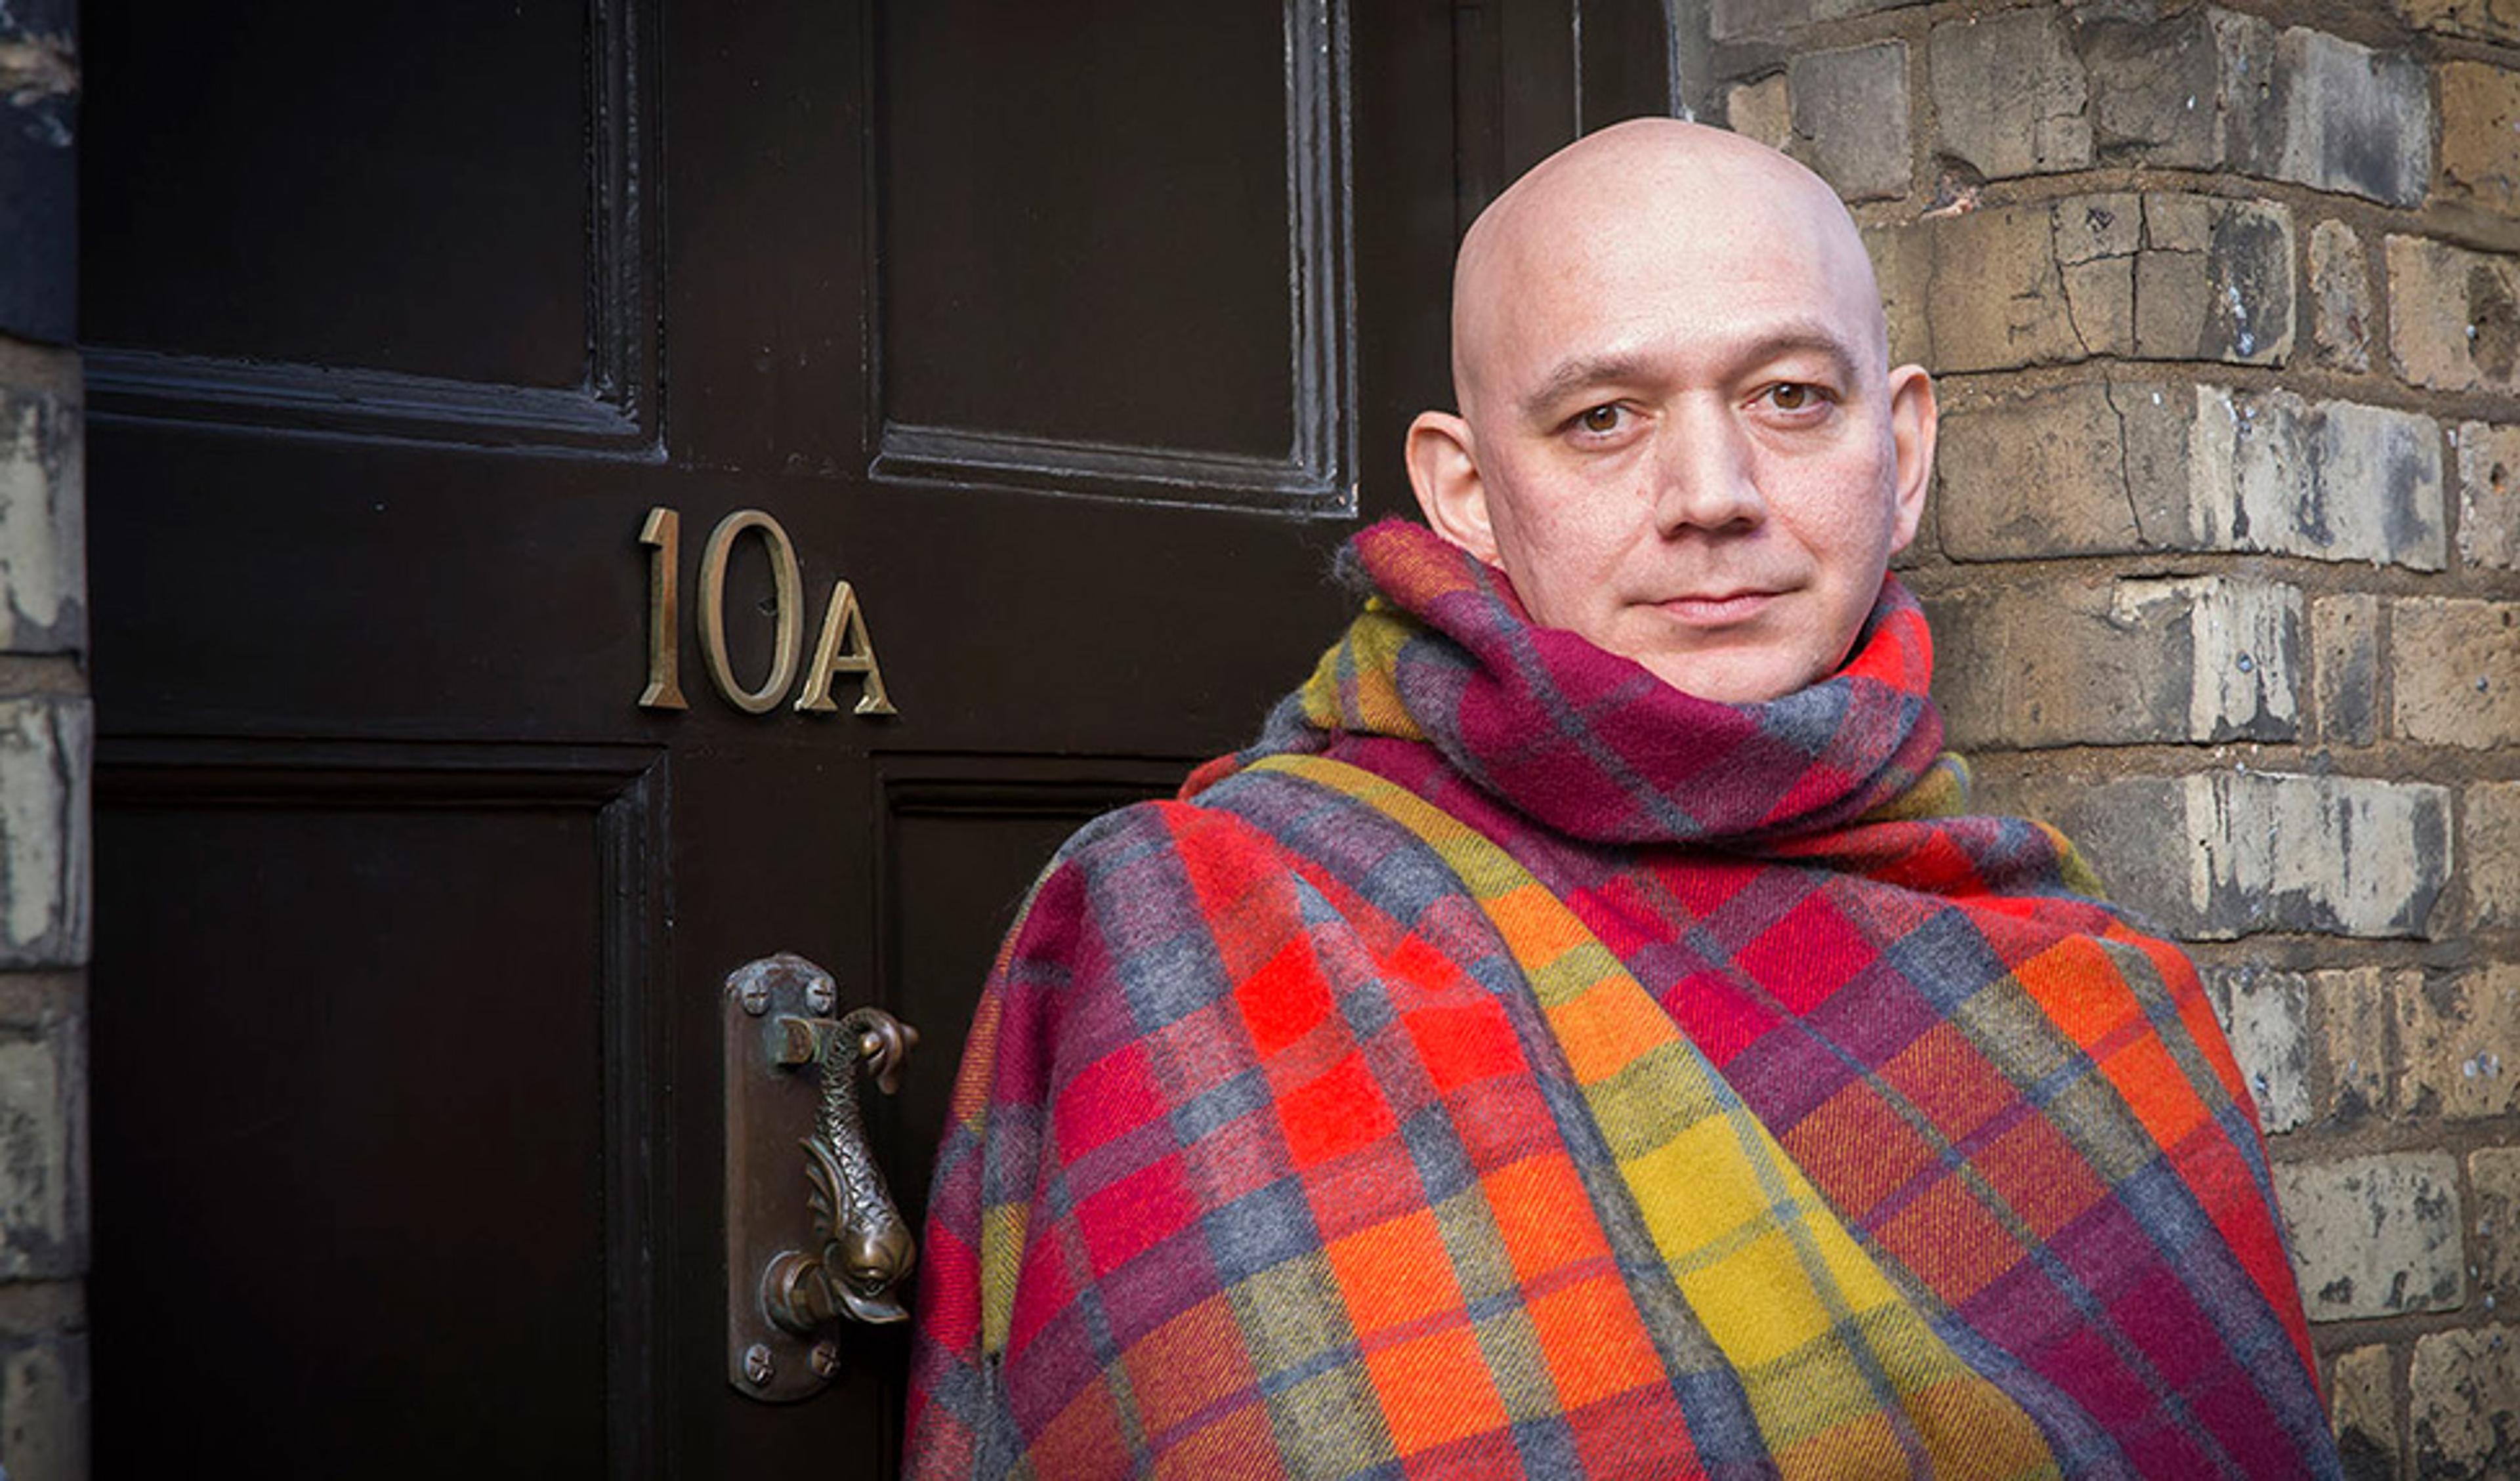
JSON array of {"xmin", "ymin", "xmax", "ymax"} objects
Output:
[{"xmin": 794, "ymin": 579, "xmax": 898, "ymax": 716}]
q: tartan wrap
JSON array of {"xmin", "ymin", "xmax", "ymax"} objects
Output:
[{"xmin": 905, "ymin": 521, "xmax": 2336, "ymax": 1478}]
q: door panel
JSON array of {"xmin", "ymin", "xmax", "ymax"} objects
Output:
[
  {"xmin": 91, "ymin": 745, "xmax": 665, "ymax": 1475},
  {"xmin": 881, "ymin": 1, "xmax": 1296, "ymax": 458},
  {"xmin": 85, "ymin": 0, "xmax": 656, "ymax": 452},
  {"xmin": 875, "ymin": 0, "xmax": 1347, "ymax": 508},
  {"xmin": 82, "ymin": 1, "xmax": 589, "ymax": 386},
  {"xmin": 84, "ymin": 1, "xmax": 1666, "ymax": 1472}
]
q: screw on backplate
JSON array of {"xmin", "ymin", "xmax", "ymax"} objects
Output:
[
  {"xmin": 805, "ymin": 972, "xmax": 836, "ymax": 1016},
  {"xmin": 810, "ymin": 1341, "xmax": 841, "ymax": 1379},
  {"xmin": 744, "ymin": 1343, "xmax": 775, "ymax": 1386},
  {"xmin": 739, "ymin": 979, "xmax": 771, "ymax": 1016}
]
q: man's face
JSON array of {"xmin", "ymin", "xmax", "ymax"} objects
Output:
[{"xmin": 1411, "ymin": 139, "xmax": 1935, "ymax": 705}]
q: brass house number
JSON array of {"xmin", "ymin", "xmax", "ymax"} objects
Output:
[{"xmin": 638, "ymin": 507, "xmax": 897, "ymax": 717}]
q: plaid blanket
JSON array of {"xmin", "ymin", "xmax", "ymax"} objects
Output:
[{"xmin": 906, "ymin": 520, "xmax": 2335, "ymax": 1478}]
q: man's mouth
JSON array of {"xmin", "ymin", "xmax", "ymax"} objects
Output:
[{"xmin": 1654, "ymin": 590, "xmax": 1778, "ymax": 627}]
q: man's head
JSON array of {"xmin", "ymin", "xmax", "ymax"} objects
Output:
[{"xmin": 1406, "ymin": 118, "xmax": 1937, "ymax": 705}]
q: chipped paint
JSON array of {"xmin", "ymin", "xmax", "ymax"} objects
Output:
[
  {"xmin": 2190, "ymin": 385, "xmax": 2448, "ymax": 569},
  {"xmin": 0, "ymin": 697, "xmax": 83, "ymax": 965},
  {"xmin": 2275, "ymin": 1152, "xmax": 2465, "ymax": 1322},
  {"xmin": 0, "ymin": 390, "xmax": 81, "ymax": 652},
  {"xmin": 0, "ymin": 36, "xmax": 74, "ymax": 107},
  {"xmin": 2169, "ymin": 770, "xmax": 2450, "ymax": 938}
]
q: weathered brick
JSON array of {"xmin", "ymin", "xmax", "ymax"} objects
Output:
[
  {"xmin": 1928, "ymin": 575, "xmax": 2299, "ymax": 749},
  {"xmin": 1862, "ymin": 222, "xmax": 1933, "ymax": 369},
  {"xmin": 1725, "ymin": 74, "xmax": 1790, "ymax": 154},
  {"xmin": 2119, "ymin": 381, "xmax": 2204, "ymax": 549},
  {"xmin": 2209, "ymin": 8, "xmax": 2280, "ymax": 171},
  {"xmin": 2274, "ymin": 1152, "xmax": 2463, "ymax": 1322},
  {"xmin": 1916, "ymin": 199, "xmax": 2105, "ymax": 371},
  {"xmin": 2054, "ymin": 196, "xmax": 2141, "ymax": 356},
  {"xmin": 0, "ymin": 385, "xmax": 81, "ymax": 656},
  {"xmin": 1709, "ymin": 0, "xmax": 1923, "ymax": 42},
  {"xmin": 0, "ymin": 1331, "xmax": 79, "ymax": 1481},
  {"xmin": 0, "ymin": 1282, "xmax": 85, "ymax": 1481},
  {"xmin": 2388, "ymin": 236, "xmax": 2520, "ymax": 396},
  {"xmin": 2202, "ymin": 963, "xmax": 2310, "ymax": 1133},
  {"xmin": 2403, "ymin": 0, "xmax": 2520, "ymax": 44},
  {"xmin": 2308, "ymin": 219, "xmax": 2374, "ymax": 373},
  {"xmin": 2313, "ymin": 965, "xmax": 2399, "ymax": 1125},
  {"xmin": 2054, "ymin": 195, "xmax": 2145, "ymax": 269},
  {"xmin": 2187, "ymin": 388, "xmax": 2446, "ymax": 570},
  {"xmin": 2078, "ymin": 7, "xmax": 2429, "ymax": 201},
  {"xmin": 2313, "ymin": 593, "xmax": 2380, "ymax": 747},
  {"xmin": 2469, "ymin": 782, "xmax": 2520, "ymax": 930},
  {"xmin": 1936, "ymin": 382, "xmax": 2140, "ymax": 558},
  {"xmin": 2330, "ymin": 1343, "xmax": 2399, "ymax": 1481},
  {"xmin": 2034, "ymin": 772, "xmax": 2450, "ymax": 940},
  {"xmin": 2456, "ymin": 421, "xmax": 2520, "ymax": 572},
  {"xmin": 0, "ymin": 699, "xmax": 84, "ymax": 969},
  {"xmin": 2441, "ymin": 60, "xmax": 2520, "ymax": 217},
  {"xmin": 2389, "ymin": 598, "xmax": 2520, "ymax": 749},
  {"xmin": 2471, "ymin": 1147, "xmax": 2520, "ymax": 1315},
  {"xmin": 0, "ymin": 1020, "xmax": 79, "ymax": 1282},
  {"xmin": 1788, "ymin": 43, "xmax": 1910, "ymax": 203},
  {"xmin": 2135, "ymin": 194, "xmax": 2293, "ymax": 364},
  {"xmin": 2398, "ymin": 963, "xmax": 2520, "ymax": 1120},
  {"xmin": 2074, "ymin": 4, "xmax": 2223, "ymax": 169},
  {"xmin": 2241, "ymin": 24, "xmax": 2435, "ymax": 208},
  {"xmin": 1939, "ymin": 381, "xmax": 2445, "ymax": 568},
  {"xmin": 1901, "ymin": 193, "xmax": 2290, "ymax": 373},
  {"xmin": 2410, "ymin": 1325, "xmax": 2520, "ymax": 1478},
  {"xmin": 1929, "ymin": 9, "xmax": 2091, "ymax": 179}
]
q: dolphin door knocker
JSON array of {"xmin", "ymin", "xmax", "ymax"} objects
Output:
[
  {"xmin": 724, "ymin": 953, "xmax": 920, "ymax": 1401},
  {"xmin": 762, "ymin": 1004, "xmax": 919, "ymax": 1325}
]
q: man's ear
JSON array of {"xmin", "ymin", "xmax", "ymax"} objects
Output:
[
  {"xmin": 1406, "ymin": 411, "xmax": 1501, "ymax": 564},
  {"xmin": 1885, "ymin": 364, "xmax": 1937, "ymax": 554}
]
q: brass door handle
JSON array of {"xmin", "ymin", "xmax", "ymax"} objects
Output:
[
  {"xmin": 762, "ymin": 1005, "xmax": 918, "ymax": 1327},
  {"xmin": 724, "ymin": 953, "xmax": 919, "ymax": 1401}
]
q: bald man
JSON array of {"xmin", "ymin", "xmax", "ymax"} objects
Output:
[{"xmin": 907, "ymin": 122, "xmax": 2336, "ymax": 1479}]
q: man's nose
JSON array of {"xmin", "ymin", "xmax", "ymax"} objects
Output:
[{"xmin": 1649, "ymin": 400, "xmax": 1767, "ymax": 534}]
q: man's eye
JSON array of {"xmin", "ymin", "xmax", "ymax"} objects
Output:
[
  {"xmin": 1578, "ymin": 404, "xmax": 1622, "ymax": 434},
  {"xmin": 1767, "ymin": 383, "xmax": 1822, "ymax": 411}
]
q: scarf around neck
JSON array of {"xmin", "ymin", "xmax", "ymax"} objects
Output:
[{"xmin": 1192, "ymin": 517, "xmax": 1955, "ymax": 848}]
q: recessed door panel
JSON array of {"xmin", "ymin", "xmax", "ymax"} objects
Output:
[
  {"xmin": 92, "ymin": 745, "xmax": 665, "ymax": 1476},
  {"xmin": 83, "ymin": 0, "xmax": 656, "ymax": 449},
  {"xmin": 84, "ymin": 1, "xmax": 588, "ymax": 386},
  {"xmin": 875, "ymin": 0, "xmax": 1352, "ymax": 508}
]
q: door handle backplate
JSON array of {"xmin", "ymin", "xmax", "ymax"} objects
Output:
[{"xmin": 723, "ymin": 953, "xmax": 919, "ymax": 1402}]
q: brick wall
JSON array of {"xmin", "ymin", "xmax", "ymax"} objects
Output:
[
  {"xmin": 0, "ymin": 2, "xmax": 87, "ymax": 1477},
  {"xmin": 1709, "ymin": 1, "xmax": 2520, "ymax": 1473}
]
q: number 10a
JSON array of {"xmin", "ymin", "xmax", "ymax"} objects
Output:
[{"xmin": 635, "ymin": 507, "xmax": 897, "ymax": 718}]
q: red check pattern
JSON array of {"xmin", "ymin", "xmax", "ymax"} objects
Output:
[{"xmin": 906, "ymin": 520, "xmax": 2336, "ymax": 1479}]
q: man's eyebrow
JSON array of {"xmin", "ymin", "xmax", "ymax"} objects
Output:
[
  {"xmin": 1516, "ymin": 322, "xmax": 1867, "ymax": 421},
  {"xmin": 1518, "ymin": 354, "xmax": 1656, "ymax": 421}
]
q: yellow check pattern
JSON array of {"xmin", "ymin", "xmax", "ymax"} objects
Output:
[
  {"xmin": 1299, "ymin": 599, "xmax": 1423, "ymax": 741},
  {"xmin": 1259, "ymin": 755, "xmax": 2061, "ymax": 1480}
]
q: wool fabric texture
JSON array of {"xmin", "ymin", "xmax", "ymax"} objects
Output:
[{"xmin": 905, "ymin": 519, "xmax": 2335, "ymax": 1478}]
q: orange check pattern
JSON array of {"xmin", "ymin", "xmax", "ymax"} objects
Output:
[
  {"xmin": 905, "ymin": 521, "xmax": 2335, "ymax": 1478},
  {"xmin": 1264, "ymin": 753, "xmax": 2061, "ymax": 1478}
]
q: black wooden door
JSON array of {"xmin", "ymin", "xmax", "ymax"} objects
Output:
[{"xmin": 81, "ymin": 3, "xmax": 1666, "ymax": 1473}]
